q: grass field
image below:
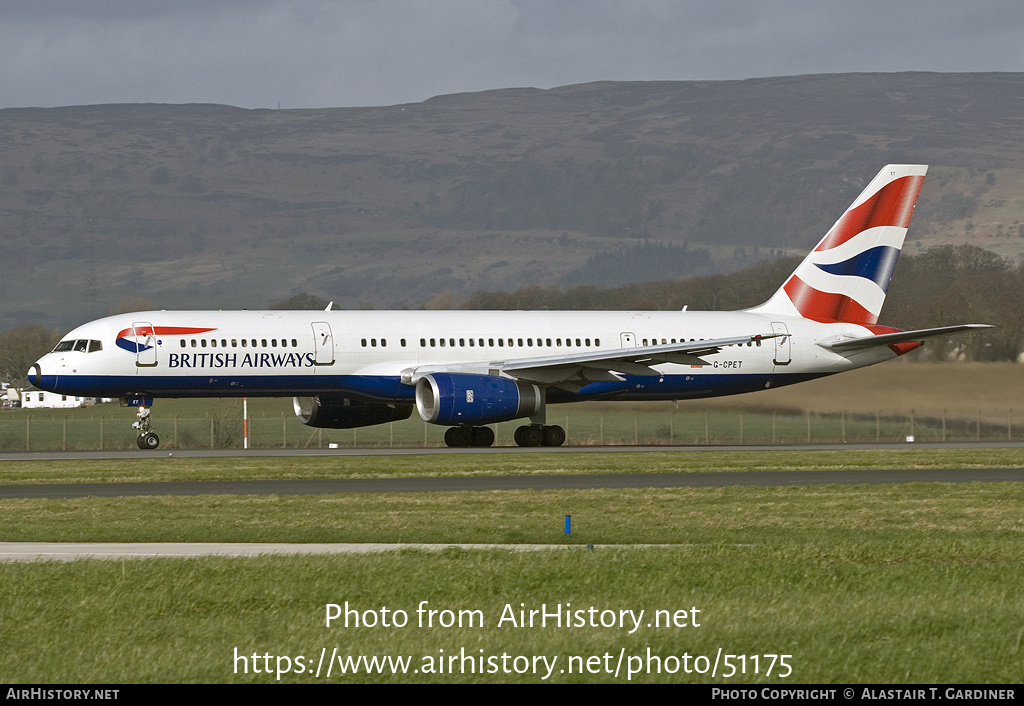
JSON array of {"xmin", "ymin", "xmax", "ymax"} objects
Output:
[{"xmin": 1, "ymin": 446, "xmax": 1023, "ymax": 683}]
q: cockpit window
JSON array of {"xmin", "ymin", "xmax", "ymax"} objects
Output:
[{"xmin": 53, "ymin": 339, "xmax": 102, "ymax": 353}]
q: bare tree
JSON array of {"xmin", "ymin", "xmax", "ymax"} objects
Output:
[{"xmin": 0, "ymin": 326, "xmax": 62, "ymax": 388}]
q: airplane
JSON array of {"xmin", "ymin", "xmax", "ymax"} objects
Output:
[{"xmin": 28, "ymin": 164, "xmax": 990, "ymax": 449}]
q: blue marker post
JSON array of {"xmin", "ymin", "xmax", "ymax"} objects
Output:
[{"xmin": 564, "ymin": 514, "xmax": 571, "ymax": 535}]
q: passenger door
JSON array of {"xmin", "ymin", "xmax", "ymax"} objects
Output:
[
  {"xmin": 312, "ymin": 322, "xmax": 335, "ymax": 365},
  {"xmin": 770, "ymin": 322, "xmax": 791, "ymax": 366},
  {"xmin": 133, "ymin": 322, "xmax": 157, "ymax": 367}
]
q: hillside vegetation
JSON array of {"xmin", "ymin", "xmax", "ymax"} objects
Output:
[{"xmin": 2, "ymin": 73, "xmax": 1024, "ymax": 333}]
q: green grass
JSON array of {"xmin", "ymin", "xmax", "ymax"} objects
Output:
[
  {"xmin": 1, "ymin": 532, "xmax": 1022, "ymax": 683},
  {"xmin": 1, "ymin": 482, "xmax": 1022, "ymax": 543}
]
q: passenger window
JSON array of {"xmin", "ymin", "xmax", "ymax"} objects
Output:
[
  {"xmin": 201, "ymin": 339, "xmax": 207, "ymax": 348},
  {"xmin": 191, "ymin": 340, "xmax": 198, "ymax": 348},
  {"xmin": 180, "ymin": 340, "xmax": 186, "ymax": 348}
]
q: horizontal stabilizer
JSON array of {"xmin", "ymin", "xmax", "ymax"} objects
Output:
[{"xmin": 820, "ymin": 324, "xmax": 993, "ymax": 352}]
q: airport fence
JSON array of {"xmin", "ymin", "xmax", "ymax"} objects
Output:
[{"xmin": 0, "ymin": 407, "xmax": 1019, "ymax": 451}]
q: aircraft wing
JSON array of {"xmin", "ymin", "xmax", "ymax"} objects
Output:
[
  {"xmin": 819, "ymin": 324, "xmax": 993, "ymax": 352},
  {"xmin": 408, "ymin": 333, "xmax": 784, "ymax": 391}
]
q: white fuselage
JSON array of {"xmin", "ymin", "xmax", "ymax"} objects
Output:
[{"xmin": 31, "ymin": 308, "xmax": 892, "ymax": 404}]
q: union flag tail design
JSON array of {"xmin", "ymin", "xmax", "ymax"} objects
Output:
[{"xmin": 750, "ymin": 164, "xmax": 927, "ymax": 324}]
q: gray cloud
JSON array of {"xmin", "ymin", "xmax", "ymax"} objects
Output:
[{"xmin": 2, "ymin": 1, "xmax": 1023, "ymax": 109}]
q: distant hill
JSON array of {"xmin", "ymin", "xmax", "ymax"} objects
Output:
[{"xmin": 2, "ymin": 72, "xmax": 1024, "ymax": 332}]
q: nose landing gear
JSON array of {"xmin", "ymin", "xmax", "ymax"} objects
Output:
[{"xmin": 131, "ymin": 407, "xmax": 160, "ymax": 449}]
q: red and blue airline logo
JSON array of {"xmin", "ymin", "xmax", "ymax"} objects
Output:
[
  {"xmin": 115, "ymin": 326, "xmax": 217, "ymax": 354},
  {"xmin": 783, "ymin": 173, "xmax": 925, "ymax": 325}
]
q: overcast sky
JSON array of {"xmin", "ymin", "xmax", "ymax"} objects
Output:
[{"xmin": 3, "ymin": 0, "xmax": 1024, "ymax": 110}]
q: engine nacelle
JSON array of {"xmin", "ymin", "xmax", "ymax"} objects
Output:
[
  {"xmin": 415, "ymin": 373, "xmax": 542, "ymax": 426},
  {"xmin": 293, "ymin": 395, "xmax": 413, "ymax": 429}
]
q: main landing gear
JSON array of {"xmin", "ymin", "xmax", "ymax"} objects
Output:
[
  {"xmin": 443, "ymin": 426, "xmax": 495, "ymax": 448},
  {"xmin": 442, "ymin": 424, "xmax": 566, "ymax": 448},
  {"xmin": 513, "ymin": 424, "xmax": 565, "ymax": 447},
  {"xmin": 132, "ymin": 407, "xmax": 160, "ymax": 449}
]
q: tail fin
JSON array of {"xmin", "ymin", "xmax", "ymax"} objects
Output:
[{"xmin": 749, "ymin": 164, "xmax": 927, "ymax": 324}]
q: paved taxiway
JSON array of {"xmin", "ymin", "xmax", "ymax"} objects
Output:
[{"xmin": 0, "ymin": 542, "xmax": 592, "ymax": 561}]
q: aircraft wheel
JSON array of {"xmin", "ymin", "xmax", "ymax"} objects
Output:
[
  {"xmin": 515, "ymin": 424, "xmax": 544, "ymax": 447},
  {"xmin": 138, "ymin": 432, "xmax": 160, "ymax": 450},
  {"xmin": 445, "ymin": 426, "xmax": 473, "ymax": 448},
  {"xmin": 542, "ymin": 425, "xmax": 566, "ymax": 447},
  {"xmin": 471, "ymin": 426, "xmax": 495, "ymax": 447}
]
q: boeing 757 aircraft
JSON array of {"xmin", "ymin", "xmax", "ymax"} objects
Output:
[{"xmin": 29, "ymin": 164, "xmax": 988, "ymax": 449}]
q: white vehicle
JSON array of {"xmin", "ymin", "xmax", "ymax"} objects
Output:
[{"xmin": 29, "ymin": 165, "xmax": 988, "ymax": 449}]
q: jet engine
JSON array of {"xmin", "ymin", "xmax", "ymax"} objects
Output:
[
  {"xmin": 293, "ymin": 395, "xmax": 413, "ymax": 429},
  {"xmin": 415, "ymin": 373, "xmax": 542, "ymax": 426}
]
